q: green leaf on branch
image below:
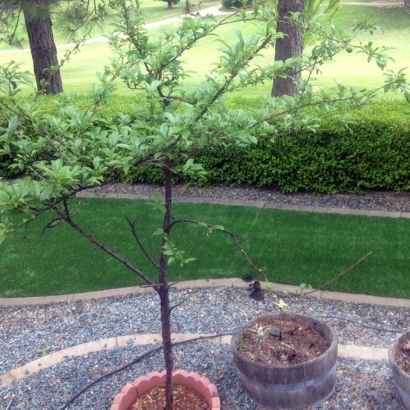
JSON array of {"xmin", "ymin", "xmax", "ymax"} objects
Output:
[{"xmin": 146, "ymin": 192, "xmax": 166, "ymax": 214}]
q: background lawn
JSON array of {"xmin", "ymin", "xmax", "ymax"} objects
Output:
[
  {"xmin": 0, "ymin": 2, "xmax": 409, "ymax": 97},
  {"xmin": 1, "ymin": 197, "xmax": 409, "ymax": 298}
]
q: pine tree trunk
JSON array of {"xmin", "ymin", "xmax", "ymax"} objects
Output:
[
  {"xmin": 272, "ymin": 0, "xmax": 304, "ymax": 97},
  {"xmin": 23, "ymin": 6, "xmax": 63, "ymax": 94}
]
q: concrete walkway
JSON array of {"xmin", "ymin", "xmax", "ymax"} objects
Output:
[{"xmin": 0, "ymin": 1, "xmax": 405, "ymax": 56}]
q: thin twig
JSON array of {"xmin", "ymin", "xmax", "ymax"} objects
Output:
[
  {"xmin": 305, "ymin": 251, "xmax": 373, "ymax": 295},
  {"xmin": 170, "ymin": 299, "xmax": 186, "ymax": 312},
  {"xmin": 168, "ymin": 218, "xmax": 267, "ymax": 281},
  {"xmin": 6, "ymin": 396, "xmax": 14, "ymax": 410},
  {"xmin": 125, "ymin": 216, "xmax": 160, "ymax": 269},
  {"xmin": 52, "ymin": 204, "xmax": 155, "ymax": 286}
]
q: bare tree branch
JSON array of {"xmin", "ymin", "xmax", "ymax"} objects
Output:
[
  {"xmin": 168, "ymin": 218, "xmax": 268, "ymax": 282},
  {"xmin": 305, "ymin": 251, "xmax": 373, "ymax": 295},
  {"xmin": 170, "ymin": 299, "xmax": 186, "ymax": 313},
  {"xmin": 52, "ymin": 200, "xmax": 155, "ymax": 285},
  {"xmin": 125, "ymin": 215, "xmax": 160, "ymax": 269}
]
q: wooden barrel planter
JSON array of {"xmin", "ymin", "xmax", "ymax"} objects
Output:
[
  {"xmin": 231, "ymin": 313, "xmax": 338, "ymax": 410},
  {"xmin": 389, "ymin": 330, "xmax": 410, "ymax": 410}
]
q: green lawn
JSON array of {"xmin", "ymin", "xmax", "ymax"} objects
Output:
[
  {"xmin": 1, "ymin": 3, "xmax": 409, "ymax": 98},
  {"xmin": 1, "ymin": 197, "xmax": 410, "ymax": 299},
  {"xmin": 0, "ymin": 0, "xmax": 221, "ymax": 50}
]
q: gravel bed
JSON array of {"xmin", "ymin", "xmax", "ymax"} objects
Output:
[
  {"xmin": 86, "ymin": 182, "xmax": 410, "ymax": 213},
  {"xmin": 1, "ymin": 287, "xmax": 409, "ymax": 409},
  {"xmin": 0, "ymin": 342, "xmax": 403, "ymax": 410}
]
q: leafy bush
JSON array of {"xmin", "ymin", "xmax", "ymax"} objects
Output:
[
  {"xmin": 2, "ymin": 96, "xmax": 410, "ymax": 193},
  {"xmin": 0, "ymin": 93, "xmax": 146, "ymax": 178},
  {"xmin": 125, "ymin": 99, "xmax": 410, "ymax": 193}
]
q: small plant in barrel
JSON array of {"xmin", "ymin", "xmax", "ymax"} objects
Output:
[
  {"xmin": 242, "ymin": 276, "xmax": 328, "ymax": 364},
  {"xmin": 238, "ymin": 253, "xmax": 372, "ymax": 366}
]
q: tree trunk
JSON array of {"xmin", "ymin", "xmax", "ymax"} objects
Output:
[
  {"xmin": 272, "ymin": 0, "xmax": 304, "ymax": 97},
  {"xmin": 159, "ymin": 157, "xmax": 174, "ymax": 410},
  {"xmin": 23, "ymin": 6, "xmax": 63, "ymax": 94},
  {"xmin": 167, "ymin": 1, "xmax": 174, "ymax": 9},
  {"xmin": 159, "ymin": 285, "xmax": 173, "ymax": 410}
]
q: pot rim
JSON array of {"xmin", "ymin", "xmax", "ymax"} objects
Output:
[
  {"xmin": 231, "ymin": 312, "xmax": 338, "ymax": 370},
  {"xmin": 111, "ymin": 369, "xmax": 221, "ymax": 410},
  {"xmin": 389, "ymin": 329, "xmax": 410, "ymax": 377}
]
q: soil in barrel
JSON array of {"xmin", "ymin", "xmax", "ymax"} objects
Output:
[
  {"xmin": 129, "ymin": 384, "xmax": 210, "ymax": 410},
  {"xmin": 238, "ymin": 319, "xmax": 329, "ymax": 366},
  {"xmin": 395, "ymin": 336, "xmax": 410, "ymax": 374}
]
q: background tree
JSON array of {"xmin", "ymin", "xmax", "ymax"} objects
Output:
[
  {"xmin": 303, "ymin": 0, "xmax": 340, "ymax": 46},
  {"xmin": 272, "ymin": 0, "xmax": 305, "ymax": 96},
  {"xmin": 0, "ymin": 0, "xmax": 117, "ymax": 94},
  {"xmin": 272, "ymin": 0, "xmax": 340, "ymax": 96},
  {"xmin": 157, "ymin": 0, "xmax": 181, "ymax": 10},
  {"xmin": 0, "ymin": 1, "xmax": 408, "ymax": 409}
]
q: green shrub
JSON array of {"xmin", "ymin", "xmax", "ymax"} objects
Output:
[
  {"xmin": 126, "ymin": 99, "xmax": 410, "ymax": 193},
  {"xmin": 2, "ymin": 95, "xmax": 410, "ymax": 193}
]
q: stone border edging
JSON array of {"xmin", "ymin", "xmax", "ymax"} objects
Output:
[
  {"xmin": 0, "ymin": 332, "xmax": 389, "ymax": 390},
  {"xmin": 1, "ymin": 278, "xmax": 409, "ymax": 308},
  {"xmin": 76, "ymin": 191, "xmax": 410, "ymax": 219}
]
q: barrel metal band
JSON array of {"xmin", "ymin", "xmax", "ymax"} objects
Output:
[
  {"xmin": 241, "ymin": 362, "xmax": 337, "ymax": 392},
  {"xmin": 396, "ymin": 383, "xmax": 410, "ymax": 401}
]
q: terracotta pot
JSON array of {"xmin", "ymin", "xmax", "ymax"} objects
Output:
[
  {"xmin": 389, "ymin": 330, "xmax": 410, "ymax": 410},
  {"xmin": 231, "ymin": 313, "xmax": 338, "ymax": 410},
  {"xmin": 111, "ymin": 369, "xmax": 221, "ymax": 410}
]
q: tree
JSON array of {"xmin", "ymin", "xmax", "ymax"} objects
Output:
[
  {"xmin": 272, "ymin": 0, "xmax": 305, "ymax": 96},
  {"xmin": 157, "ymin": 0, "xmax": 181, "ymax": 10},
  {"xmin": 272, "ymin": 0, "xmax": 341, "ymax": 96},
  {"xmin": 0, "ymin": 1, "xmax": 409, "ymax": 409},
  {"xmin": 303, "ymin": 0, "xmax": 340, "ymax": 46},
  {"xmin": 0, "ymin": 0, "xmax": 117, "ymax": 94}
]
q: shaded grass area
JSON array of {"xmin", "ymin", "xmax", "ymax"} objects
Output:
[
  {"xmin": 1, "ymin": 198, "xmax": 409, "ymax": 298},
  {"xmin": 0, "ymin": 0, "xmax": 221, "ymax": 50},
  {"xmin": 1, "ymin": 4, "xmax": 410, "ymax": 98}
]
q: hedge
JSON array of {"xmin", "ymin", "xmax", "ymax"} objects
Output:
[
  {"xmin": 1, "ymin": 95, "xmax": 410, "ymax": 193},
  {"xmin": 125, "ymin": 99, "xmax": 410, "ymax": 193}
]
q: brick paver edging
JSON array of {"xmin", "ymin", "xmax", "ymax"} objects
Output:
[
  {"xmin": 1, "ymin": 279, "xmax": 409, "ymax": 308},
  {"xmin": 0, "ymin": 332, "xmax": 388, "ymax": 390},
  {"xmin": 76, "ymin": 191, "xmax": 410, "ymax": 219}
]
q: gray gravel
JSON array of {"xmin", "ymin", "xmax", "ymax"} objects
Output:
[
  {"xmin": 1, "ymin": 286, "xmax": 409, "ymax": 409},
  {"xmin": 1, "ymin": 183, "xmax": 410, "ymax": 409},
  {"xmin": 87, "ymin": 182, "xmax": 410, "ymax": 213}
]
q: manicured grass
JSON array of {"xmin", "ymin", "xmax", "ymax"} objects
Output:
[
  {"xmin": 1, "ymin": 197, "xmax": 410, "ymax": 299},
  {"xmin": 1, "ymin": 3, "xmax": 409, "ymax": 98},
  {"xmin": 0, "ymin": 0, "xmax": 221, "ymax": 50},
  {"xmin": 312, "ymin": 4, "xmax": 410, "ymax": 92}
]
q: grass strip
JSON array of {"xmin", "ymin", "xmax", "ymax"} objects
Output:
[{"xmin": 1, "ymin": 197, "xmax": 409, "ymax": 298}]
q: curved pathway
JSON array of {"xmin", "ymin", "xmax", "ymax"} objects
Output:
[{"xmin": 0, "ymin": 1, "xmax": 405, "ymax": 56}]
